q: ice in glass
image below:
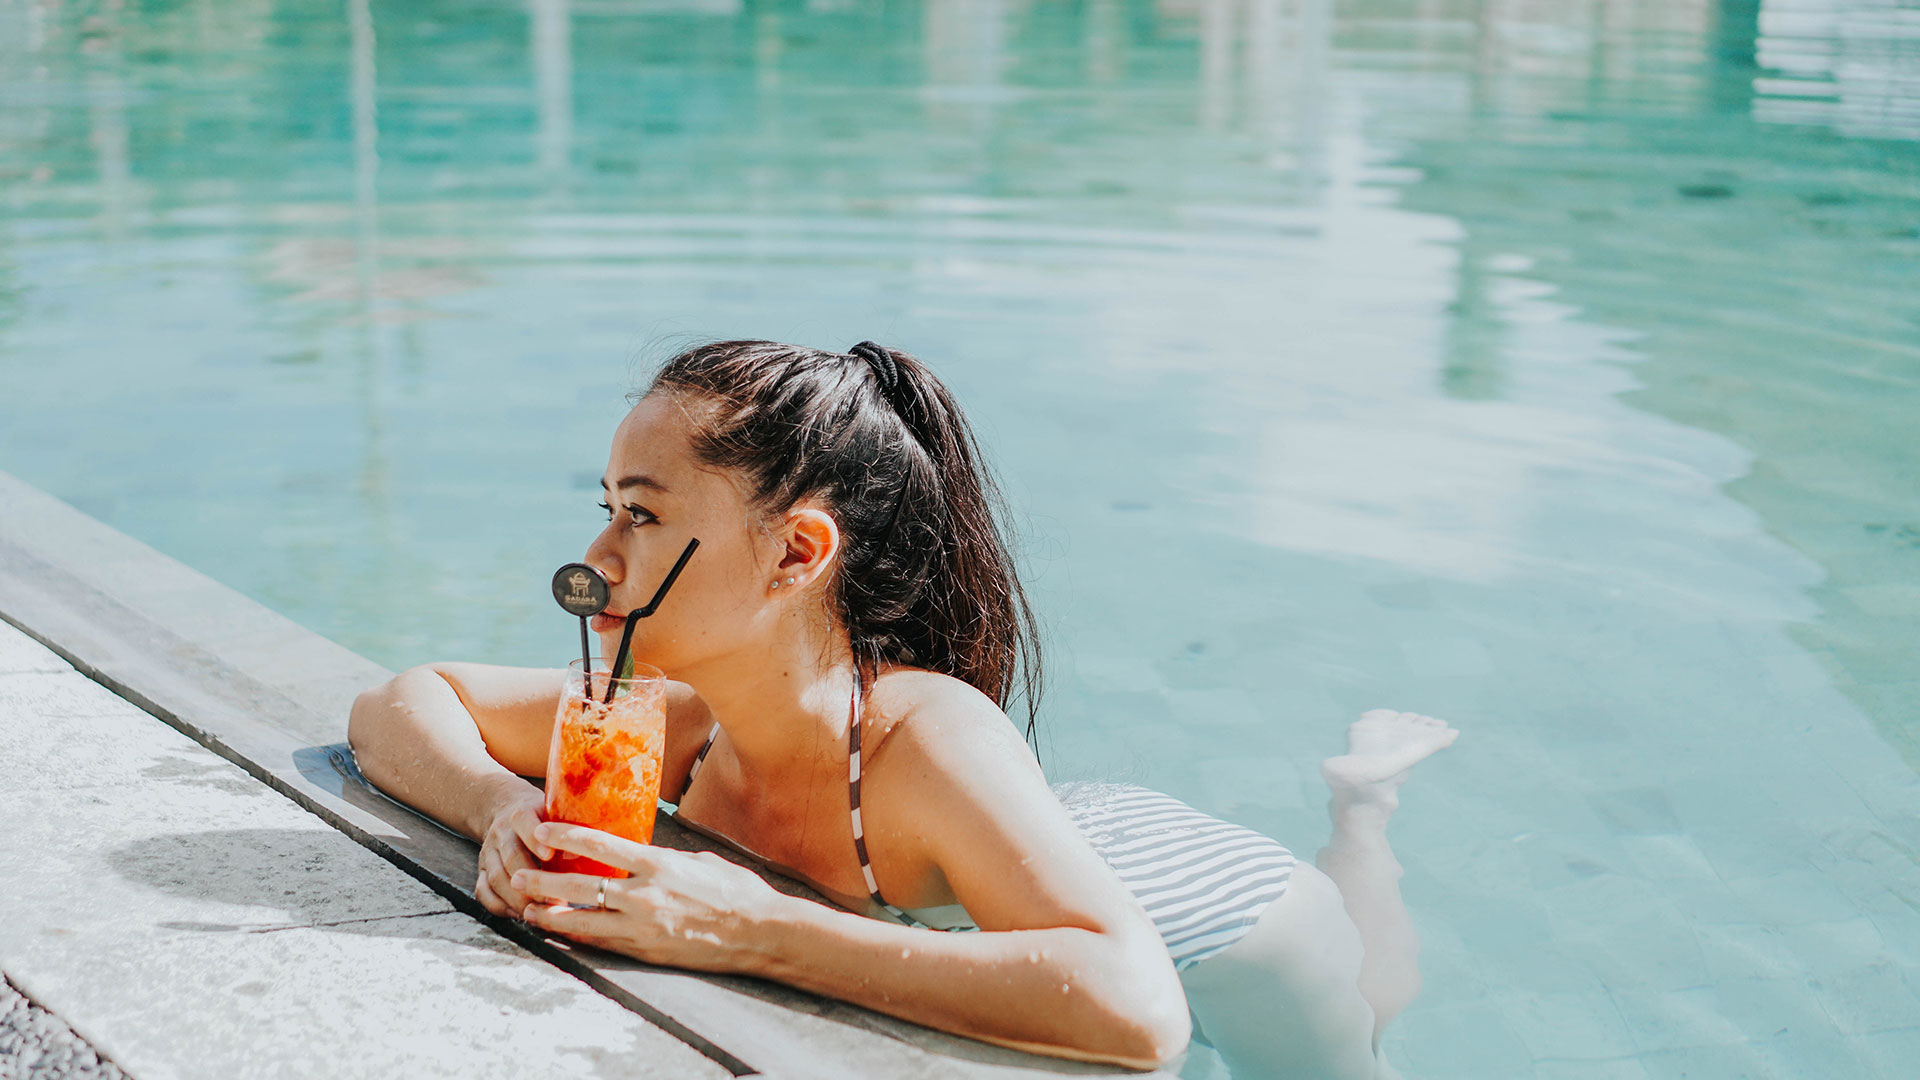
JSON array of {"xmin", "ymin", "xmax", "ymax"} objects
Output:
[{"xmin": 542, "ymin": 659, "xmax": 666, "ymax": 878}]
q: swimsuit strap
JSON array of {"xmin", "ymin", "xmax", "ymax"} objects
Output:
[
  {"xmin": 682, "ymin": 682, "xmax": 925, "ymax": 928},
  {"xmin": 686, "ymin": 722, "xmax": 719, "ymax": 782},
  {"xmin": 849, "ymin": 669, "xmax": 928, "ymax": 929}
]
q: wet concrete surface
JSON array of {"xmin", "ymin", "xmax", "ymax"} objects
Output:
[{"xmin": 0, "ymin": 621, "xmax": 727, "ymax": 1080}]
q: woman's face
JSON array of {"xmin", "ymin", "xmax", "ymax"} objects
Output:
[{"xmin": 581, "ymin": 392, "xmax": 781, "ymax": 674}]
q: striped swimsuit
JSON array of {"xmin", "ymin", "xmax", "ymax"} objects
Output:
[{"xmin": 684, "ymin": 677, "xmax": 1295, "ymax": 972}]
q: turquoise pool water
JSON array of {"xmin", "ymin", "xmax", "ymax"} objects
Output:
[{"xmin": 3, "ymin": 1, "xmax": 1918, "ymax": 1075}]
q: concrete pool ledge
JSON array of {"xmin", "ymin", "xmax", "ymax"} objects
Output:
[{"xmin": 0, "ymin": 470, "xmax": 1167, "ymax": 1080}]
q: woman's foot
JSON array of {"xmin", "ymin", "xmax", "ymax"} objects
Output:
[{"xmin": 1320, "ymin": 709, "xmax": 1458, "ymax": 813}]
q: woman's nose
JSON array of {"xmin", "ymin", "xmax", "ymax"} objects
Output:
[{"xmin": 583, "ymin": 529, "xmax": 624, "ymax": 586}]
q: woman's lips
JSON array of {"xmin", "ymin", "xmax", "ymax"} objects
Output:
[{"xmin": 590, "ymin": 611, "xmax": 628, "ymax": 633}]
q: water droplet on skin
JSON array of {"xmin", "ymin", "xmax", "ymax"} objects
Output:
[
  {"xmin": 1060, "ymin": 982, "xmax": 1071, "ymax": 993},
  {"xmin": 900, "ymin": 948, "xmax": 912, "ymax": 959},
  {"xmin": 1027, "ymin": 951, "xmax": 1040, "ymax": 963}
]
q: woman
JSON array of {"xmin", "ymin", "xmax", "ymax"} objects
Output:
[{"xmin": 348, "ymin": 340, "xmax": 1456, "ymax": 1077}]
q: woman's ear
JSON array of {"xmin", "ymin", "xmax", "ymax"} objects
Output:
[{"xmin": 774, "ymin": 503, "xmax": 840, "ymax": 592}]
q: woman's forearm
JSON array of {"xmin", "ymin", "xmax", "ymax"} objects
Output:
[
  {"xmin": 348, "ymin": 665, "xmax": 535, "ymax": 839},
  {"xmin": 747, "ymin": 899, "xmax": 1189, "ymax": 1068}
]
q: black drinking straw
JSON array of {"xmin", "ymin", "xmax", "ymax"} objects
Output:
[
  {"xmin": 551, "ymin": 562, "xmax": 613, "ymax": 701},
  {"xmin": 578, "ymin": 616, "xmax": 594, "ymax": 701},
  {"xmin": 603, "ymin": 536, "xmax": 701, "ymax": 704}
]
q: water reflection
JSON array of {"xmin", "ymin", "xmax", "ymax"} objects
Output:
[
  {"xmin": 531, "ymin": 0, "xmax": 573, "ymax": 185},
  {"xmin": 924, "ymin": 0, "xmax": 1009, "ymax": 120},
  {"xmin": 84, "ymin": 9, "xmax": 133, "ymax": 241},
  {"xmin": 349, "ymin": 0, "xmax": 378, "ymax": 317},
  {"xmin": 1757, "ymin": 0, "xmax": 1920, "ymax": 140},
  {"xmin": 1191, "ymin": 0, "xmax": 1333, "ymax": 183}
]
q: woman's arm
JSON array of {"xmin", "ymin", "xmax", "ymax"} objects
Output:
[
  {"xmin": 513, "ymin": 679, "xmax": 1191, "ymax": 1067},
  {"xmin": 839, "ymin": 680, "xmax": 1192, "ymax": 1064},
  {"xmin": 347, "ymin": 663, "xmax": 562, "ymax": 839},
  {"xmin": 348, "ymin": 663, "xmax": 564, "ymax": 917},
  {"xmin": 759, "ymin": 889, "xmax": 1186, "ymax": 1066},
  {"xmin": 519, "ymin": 821, "xmax": 1186, "ymax": 1068},
  {"xmin": 347, "ymin": 662, "xmax": 713, "ymax": 917},
  {"xmin": 349, "ymin": 662, "xmax": 716, "ymax": 827}
]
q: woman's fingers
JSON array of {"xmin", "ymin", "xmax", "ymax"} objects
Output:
[
  {"xmin": 534, "ymin": 822, "xmax": 657, "ymax": 877},
  {"xmin": 482, "ymin": 842, "xmax": 534, "ymax": 915},
  {"xmin": 496, "ymin": 832, "xmax": 541, "ymax": 877},
  {"xmin": 476, "ymin": 869, "xmax": 511, "ymax": 917},
  {"xmin": 511, "ymin": 806, "xmax": 555, "ymax": 861},
  {"xmin": 511, "ymin": 868, "xmax": 627, "ymax": 910},
  {"xmin": 522, "ymin": 900, "xmax": 620, "ymax": 943},
  {"xmin": 479, "ymin": 846, "xmax": 512, "ymax": 911}
]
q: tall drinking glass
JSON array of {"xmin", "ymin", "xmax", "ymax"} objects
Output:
[{"xmin": 543, "ymin": 658, "xmax": 666, "ymax": 878}]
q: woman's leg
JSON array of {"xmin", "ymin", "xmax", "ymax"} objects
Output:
[
  {"xmin": 1179, "ymin": 863, "xmax": 1388, "ymax": 1080},
  {"xmin": 1179, "ymin": 711, "xmax": 1454, "ymax": 1077},
  {"xmin": 1314, "ymin": 710, "xmax": 1457, "ymax": 1042}
]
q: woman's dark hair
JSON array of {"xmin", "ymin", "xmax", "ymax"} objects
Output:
[{"xmin": 641, "ymin": 339, "xmax": 1044, "ymax": 753}]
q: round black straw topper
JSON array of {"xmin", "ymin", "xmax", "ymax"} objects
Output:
[{"xmin": 551, "ymin": 563, "xmax": 610, "ymax": 617}]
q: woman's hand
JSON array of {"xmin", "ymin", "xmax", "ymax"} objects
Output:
[
  {"xmin": 512, "ymin": 822, "xmax": 790, "ymax": 973},
  {"xmin": 474, "ymin": 782, "xmax": 554, "ymax": 918}
]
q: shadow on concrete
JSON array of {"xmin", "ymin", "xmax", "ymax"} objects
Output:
[
  {"xmin": 105, "ymin": 827, "xmax": 456, "ymax": 938},
  {"xmin": 291, "ymin": 742, "xmax": 483, "ymax": 887}
]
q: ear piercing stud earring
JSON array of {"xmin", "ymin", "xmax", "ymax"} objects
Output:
[{"xmin": 771, "ymin": 576, "xmax": 796, "ymax": 590}]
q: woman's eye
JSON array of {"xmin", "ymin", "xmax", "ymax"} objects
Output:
[{"xmin": 623, "ymin": 504, "xmax": 656, "ymax": 527}]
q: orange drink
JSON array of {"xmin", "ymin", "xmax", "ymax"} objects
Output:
[{"xmin": 542, "ymin": 659, "xmax": 666, "ymax": 878}]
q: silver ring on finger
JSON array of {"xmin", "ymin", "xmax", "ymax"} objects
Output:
[{"xmin": 596, "ymin": 876, "xmax": 608, "ymax": 910}]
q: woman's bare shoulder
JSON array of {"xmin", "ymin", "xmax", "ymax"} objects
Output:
[
  {"xmin": 859, "ymin": 668, "xmax": 1143, "ymax": 934},
  {"xmin": 861, "ymin": 667, "xmax": 1049, "ymax": 827},
  {"xmin": 865, "ymin": 667, "xmax": 1033, "ymax": 764}
]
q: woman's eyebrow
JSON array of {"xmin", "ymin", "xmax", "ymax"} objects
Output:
[{"xmin": 601, "ymin": 474, "xmax": 671, "ymax": 494}]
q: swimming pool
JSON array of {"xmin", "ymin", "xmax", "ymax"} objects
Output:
[{"xmin": 3, "ymin": 1, "xmax": 1917, "ymax": 1075}]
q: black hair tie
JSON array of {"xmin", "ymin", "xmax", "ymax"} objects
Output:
[{"xmin": 849, "ymin": 341, "xmax": 901, "ymax": 396}]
